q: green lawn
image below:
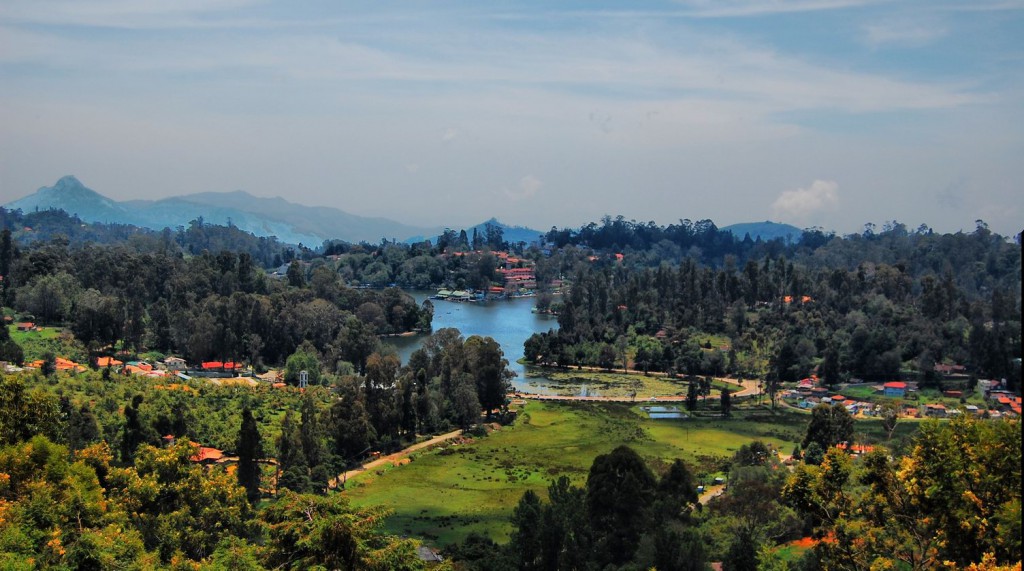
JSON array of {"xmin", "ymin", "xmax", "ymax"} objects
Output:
[
  {"xmin": 537, "ymin": 370, "xmax": 691, "ymax": 398},
  {"xmin": 342, "ymin": 401, "xmax": 805, "ymax": 546},
  {"xmin": 8, "ymin": 324, "xmax": 88, "ymax": 362}
]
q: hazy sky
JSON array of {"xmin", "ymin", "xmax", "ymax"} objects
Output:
[{"xmin": 1, "ymin": 0, "xmax": 1022, "ymax": 236}]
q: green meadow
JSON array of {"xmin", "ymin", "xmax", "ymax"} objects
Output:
[{"xmin": 342, "ymin": 400, "xmax": 806, "ymax": 545}]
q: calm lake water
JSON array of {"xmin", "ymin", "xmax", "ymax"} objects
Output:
[{"xmin": 383, "ymin": 291, "xmax": 565, "ymax": 394}]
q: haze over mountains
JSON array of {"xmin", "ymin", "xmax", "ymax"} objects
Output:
[
  {"xmin": 5, "ymin": 176, "xmax": 550, "ymax": 246},
  {"xmin": 5, "ymin": 176, "xmax": 800, "ymax": 246}
]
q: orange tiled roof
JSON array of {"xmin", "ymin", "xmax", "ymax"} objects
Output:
[{"xmin": 189, "ymin": 444, "xmax": 224, "ymax": 463}]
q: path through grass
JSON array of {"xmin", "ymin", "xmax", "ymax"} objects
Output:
[{"xmin": 343, "ymin": 401, "xmax": 804, "ymax": 545}]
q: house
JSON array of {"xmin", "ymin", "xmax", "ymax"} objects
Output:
[
  {"xmin": 189, "ymin": 444, "xmax": 224, "ymax": 464},
  {"xmin": 163, "ymin": 356, "xmax": 187, "ymax": 370},
  {"xmin": 416, "ymin": 546, "xmax": 444, "ymax": 563},
  {"xmin": 96, "ymin": 356, "xmax": 123, "ymax": 368},
  {"xmin": 943, "ymin": 390, "xmax": 963, "ymax": 398},
  {"xmin": 883, "ymin": 382, "xmax": 907, "ymax": 398},
  {"xmin": 925, "ymin": 403, "xmax": 947, "ymax": 417},
  {"xmin": 162, "ymin": 434, "xmax": 176, "ymax": 447},
  {"xmin": 934, "ymin": 363, "xmax": 967, "ymax": 376},
  {"xmin": 16, "ymin": 322, "xmax": 35, "ymax": 331},
  {"xmin": 836, "ymin": 442, "xmax": 874, "ymax": 455},
  {"xmin": 55, "ymin": 357, "xmax": 86, "ymax": 373}
]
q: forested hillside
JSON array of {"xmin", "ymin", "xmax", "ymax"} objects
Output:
[{"xmin": 526, "ymin": 220, "xmax": 1020, "ymax": 393}]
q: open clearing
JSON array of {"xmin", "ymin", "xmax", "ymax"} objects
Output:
[{"xmin": 342, "ymin": 400, "xmax": 805, "ymax": 545}]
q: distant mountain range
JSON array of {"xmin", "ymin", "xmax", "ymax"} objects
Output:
[
  {"xmin": 5, "ymin": 176, "xmax": 544, "ymax": 246},
  {"xmin": 720, "ymin": 221, "xmax": 803, "ymax": 243},
  {"xmin": 6, "ymin": 176, "xmax": 804, "ymax": 247}
]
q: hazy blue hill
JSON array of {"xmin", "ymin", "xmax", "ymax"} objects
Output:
[
  {"xmin": 468, "ymin": 217, "xmax": 545, "ymax": 245},
  {"xmin": 404, "ymin": 218, "xmax": 544, "ymax": 246},
  {"xmin": 7, "ymin": 176, "xmax": 442, "ymax": 245},
  {"xmin": 152, "ymin": 190, "xmax": 442, "ymax": 245},
  {"xmin": 721, "ymin": 221, "xmax": 803, "ymax": 243},
  {"xmin": 7, "ymin": 176, "xmax": 129, "ymax": 224}
]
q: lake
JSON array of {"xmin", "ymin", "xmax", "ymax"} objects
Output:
[{"xmin": 383, "ymin": 291, "xmax": 566, "ymax": 394}]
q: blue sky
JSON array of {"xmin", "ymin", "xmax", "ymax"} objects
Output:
[{"xmin": 1, "ymin": 0, "xmax": 1022, "ymax": 236}]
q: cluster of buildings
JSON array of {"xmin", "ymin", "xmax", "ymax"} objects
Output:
[
  {"xmin": 6, "ymin": 352, "xmax": 298, "ymax": 391},
  {"xmin": 783, "ymin": 376, "xmax": 1021, "ymax": 419},
  {"xmin": 435, "ymin": 250, "xmax": 544, "ymax": 301}
]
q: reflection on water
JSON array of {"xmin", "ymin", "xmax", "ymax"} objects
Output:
[
  {"xmin": 642, "ymin": 405, "xmax": 688, "ymax": 419},
  {"xmin": 384, "ymin": 291, "xmax": 568, "ymax": 394}
]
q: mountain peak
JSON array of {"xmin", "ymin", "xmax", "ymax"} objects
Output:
[{"xmin": 54, "ymin": 175, "xmax": 84, "ymax": 190}]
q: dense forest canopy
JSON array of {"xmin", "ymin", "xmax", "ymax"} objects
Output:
[{"xmin": 0, "ymin": 206, "xmax": 1018, "ymax": 570}]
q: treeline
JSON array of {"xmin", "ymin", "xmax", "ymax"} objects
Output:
[
  {"xmin": 525, "ymin": 225, "xmax": 1021, "ymax": 390},
  {"xmin": 1, "ymin": 207, "xmax": 299, "ymax": 268},
  {"xmin": 0, "ymin": 369, "xmax": 440, "ymax": 568},
  {"xmin": 0, "ymin": 434, "xmax": 438, "ymax": 569},
  {"xmin": 283, "ymin": 329, "xmax": 514, "ymax": 493},
  {"xmin": 450, "ymin": 445, "xmax": 706, "ymax": 571},
  {"xmin": 1, "ymin": 326, "xmax": 513, "ymax": 489},
  {"xmin": 0, "ymin": 324, "xmax": 517, "ymax": 567},
  {"xmin": 1, "ymin": 229, "xmax": 430, "ymax": 368}
]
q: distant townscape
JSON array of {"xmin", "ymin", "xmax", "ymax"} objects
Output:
[{"xmin": 0, "ymin": 182, "xmax": 1018, "ymax": 570}]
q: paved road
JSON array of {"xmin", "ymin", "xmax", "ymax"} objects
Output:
[{"xmin": 332, "ymin": 429, "xmax": 464, "ymax": 489}]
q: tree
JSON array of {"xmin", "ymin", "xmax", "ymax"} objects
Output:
[
  {"xmin": 539, "ymin": 476, "xmax": 591, "ymax": 571},
  {"xmin": 299, "ymin": 392, "xmax": 325, "ymax": 477},
  {"xmin": 465, "ymin": 335, "xmax": 513, "ymax": 418},
  {"xmin": 878, "ymin": 399, "xmax": 900, "ymax": 441},
  {"xmin": 285, "ymin": 342, "xmax": 322, "ymax": 386},
  {"xmin": 0, "ymin": 375, "xmax": 60, "ymax": 446},
  {"xmin": 120, "ymin": 394, "xmax": 147, "ymax": 462},
  {"xmin": 328, "ymin": 380, "xmax": 375, "ymax": 471},
  {"xmin": 820, "ymin": 345, "xmax": 841, "ymax": 387},
  {"xmin": 236, "ymin": 407, "xmax": 264, "ymax": 503},
  {"xmin": 654, "ymin": 459, "xmax": 699, "ymax": 522},
  {"xmin": 801, "ymin": 404, "xmax": 854, "ymax": 450},
  {"xmin": 586, "ymin": 445, "xmax": 657, "ymax": 566},
  {"xmin": 262, "ymin": 491, "xmax": 426, "ymax": 570},
  {"xmin": 276, "ymin": 410, "xmax": 309, "ymax": 493},
  {"xmin": 721, "ymin": 387, "xmax": 732, "ymax": 417},
  {"xmin": 286, "ymin": 260, "xmax": 304, "ymax": 287},
  {"xmin": 784, "ymin": 418, "xmax": 1021, "ymax": 570},
  {"xmin": 509, "ymin": 490, "xmax": 544, "ymax": 570}
]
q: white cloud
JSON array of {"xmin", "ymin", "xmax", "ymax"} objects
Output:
[
  {"xmin": 772, "ymin": 180, "xmax": 840, "ymax": 222},
  {"xmin": 674, "ymin": 0, "xmax": 883, "ymax": 18},
  {"xmin": 441, "ymin": 128, "xmax": 458, "ymax": 143},
  {"xmin": 863, "ymin": 21, "xmax": 948, "ymax": 48},
  {"xmin": 504, "ymin": 175, "xmax": 543, "ymax": 201}
]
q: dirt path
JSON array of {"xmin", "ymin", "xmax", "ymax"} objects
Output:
[
  {"xmin": 331, "ymin": 429, "xmax": 464, "ymax": 489},
  {"xmin": 698, "ymin": 484, "xmax": 726, "ymax": 505}
]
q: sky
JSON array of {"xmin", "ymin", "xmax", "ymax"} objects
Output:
[{"xmin": 1, "ymin": 0, "xmax": 1022, "ymax": 236}]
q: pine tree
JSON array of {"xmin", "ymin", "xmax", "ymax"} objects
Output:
[
  {"xmin": 236, "ymin": 407, "xmax": 264, "ymax": 503},
  {"xmin": 277, "ymin": 410, "xmax": 309, "ymax": 493}
]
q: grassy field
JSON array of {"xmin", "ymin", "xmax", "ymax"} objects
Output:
[
  {"xmin": 535, "ymin": 370, "xmax": 692, "ymax": 398},
  {"xmin": 7, "ymin": 324, "xmax": 88, "ymax": 362},
  {"xmin": 342, "ymin": 401, "xmax": 806, "ymax": 546},
  {"xmin": 526, "ymin": 369, "xmax": 745, "ymax": 399}
]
